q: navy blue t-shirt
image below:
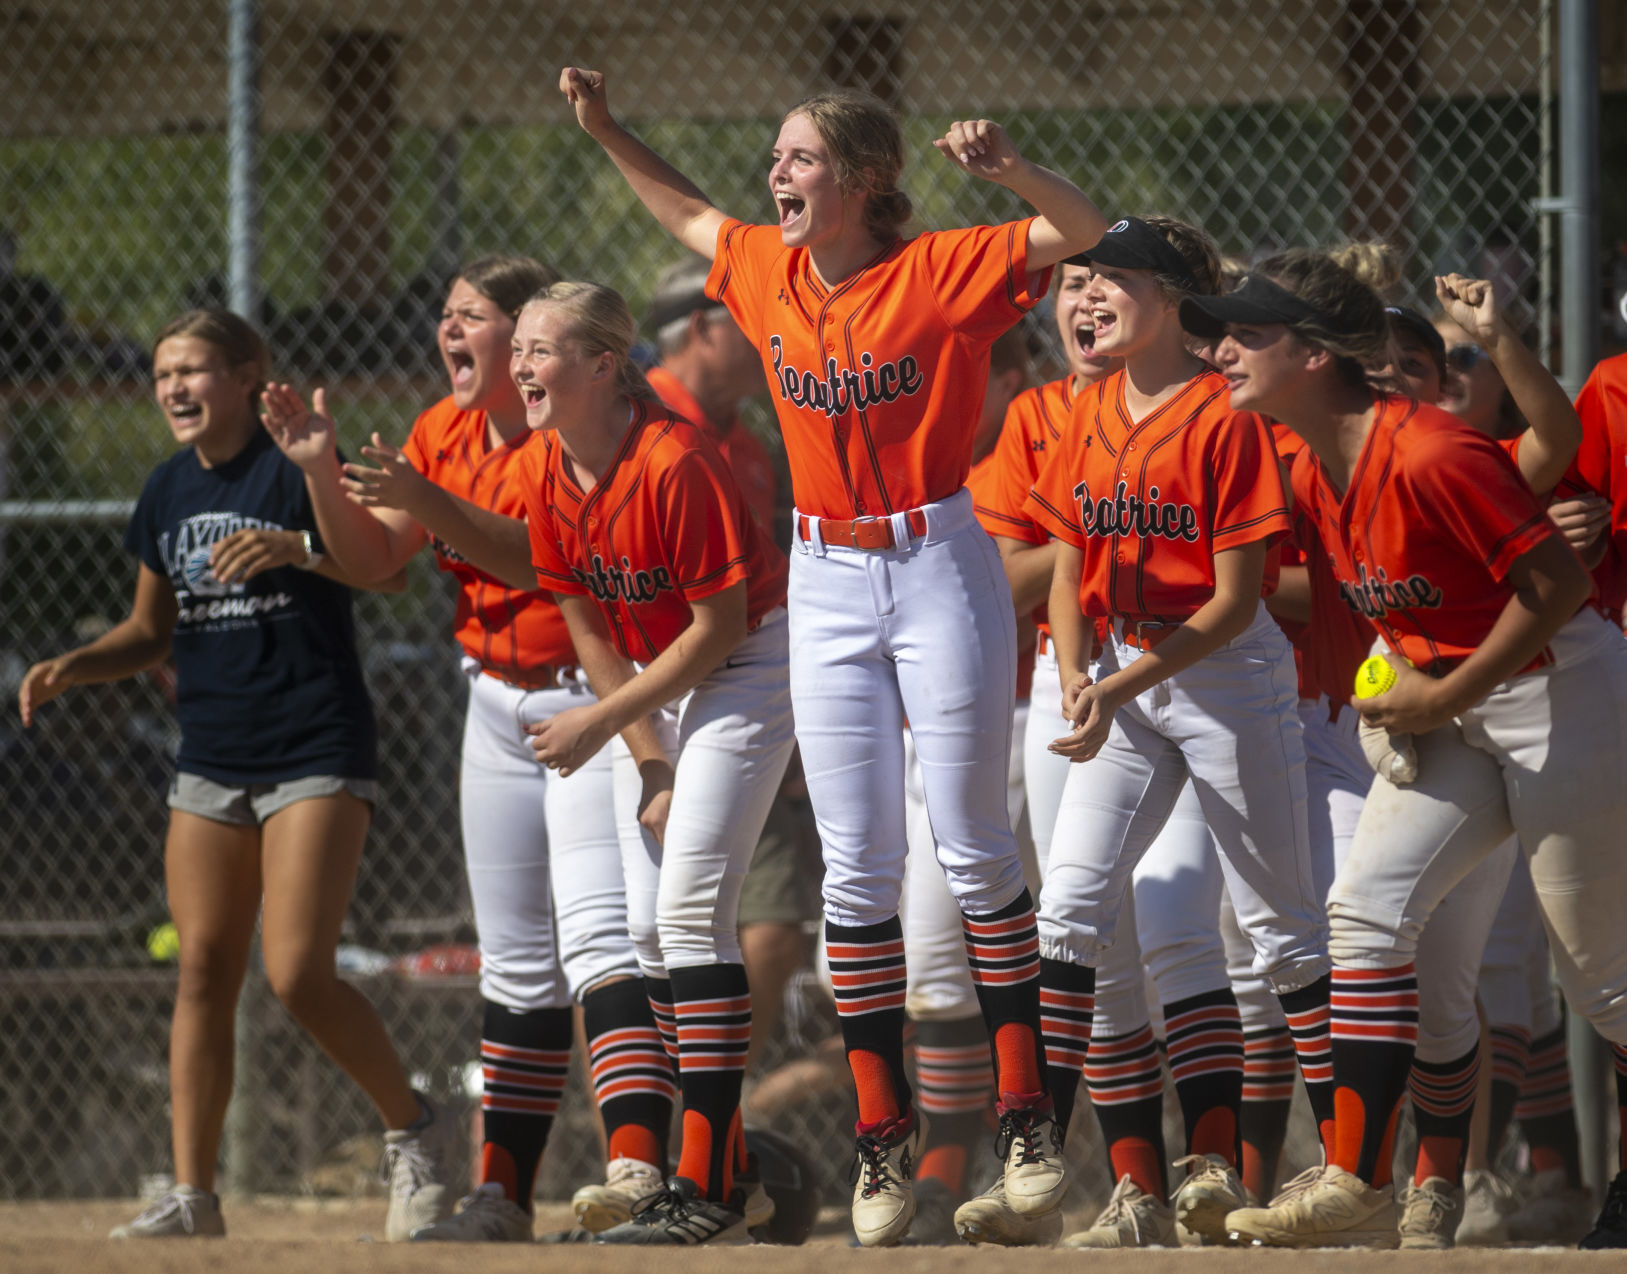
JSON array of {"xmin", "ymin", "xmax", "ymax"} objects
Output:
[{"xmin": 124, "ymin": 429, "xmax": 378, "ymax": 784}]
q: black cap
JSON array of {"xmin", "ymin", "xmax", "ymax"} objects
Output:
[
  {"xmin": 648, "ymin": 287, "xmax": 722, "ymax": 334},
  {"xmin": 1065, "ymin": 217, "xmax": 1199, "ymax": 291},
  {"xmin": 1179, "ymin": 273, "xmax": 1344, "ymax": 339},
  {"xmin": 1385, "ymin": 305, "xmax": 1447, "ymax": 370}
]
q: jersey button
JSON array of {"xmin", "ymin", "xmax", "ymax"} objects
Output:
[
  {"xmin": 855, "ymin": 498, "xmax": 868, "ymax": 514},
  {"xmin": 825, "ymin": 338, "xmax": 836, "ymax": 352}
]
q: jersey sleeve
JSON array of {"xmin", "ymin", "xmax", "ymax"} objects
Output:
[
  {"xmin": 1205, "ymin": 412, "xmax": 1291, "ymax": 552},
  {"xmin": 1407, "ymin": 430, "xmax": 1558, "ymax": 581},
  {"xmin": 655, "ymin": 447, "xmax": 754, "ymax": 602},
  {"xmin": 706, "ymin": 219, "xmax": 781, "ymax": 345},
  {"xmin": 519, "ymin": 456, "xmax": 584, "ymax": 596},
  {"xmin": 401, "ymin": 406, "xmax": 435, "ymax": 476},
  {"xmin": 1023, "ymin": 425, "xmax": 1086, "ymax": 549},
  {"xmin": 976, "ymin": 396, "xmax": 1048, "ymax": 544},
  {"xmin": 921, "ymin": 220, "xmax": 1052, "ymax": 340}
]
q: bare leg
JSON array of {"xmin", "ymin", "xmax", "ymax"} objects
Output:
[
  {"xmin": 165, "ymin": 810, "xmax": 263, "ymax": 1192},
  {"xmin": 259, "ymin": 791, "xmax": 419, "ymax": 1130},
  {"xmin": 740, "ymin": 921, "xmax": 807, "ymax": 1074}
]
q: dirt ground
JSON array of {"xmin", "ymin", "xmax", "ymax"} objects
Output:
[{"xmin": 0, "ymin": 1198, "xmax": 1610, "ymax": 1273}]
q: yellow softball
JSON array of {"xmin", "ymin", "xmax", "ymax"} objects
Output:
[
  {"xmin": 146, "ymin": 922, "xmax": 180, "ymax": 962},
  {"xmin": 1353, "ymin": 655, "xmax": 1399, "ymax": 699}
]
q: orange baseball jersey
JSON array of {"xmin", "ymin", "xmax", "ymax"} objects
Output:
[
  {"xmin": 706, "ymin": 217, "xmax": 1051, "ymax": 520},
  {"xmin": 1559, "ymin": 352, "xmax": 1627, "ymax": 616},
  {"xmin": 975, "ymin": 376, "xmax": 1076, "ymax": 547},
  {"xmin": 519, "ymin": 400, "xmax": 788, "ymax": 663},
  {"xmin": 965, "ymin": 442, "xmax": 1035, "ymax": 701},
  {"xmin": 1290, "ymin": 395, "xmax": 1569, "ymax": 673},
  {"xmin": 401, "ymin": 397, "xmax": 575, "ymax": 676},
  {"xmin": 646, "ymin": 365, "xmax": 778, "ymax": 533},
  {"xmin": 1024, "ymin": 369, "xmax": 1290, "ymax": 624}
]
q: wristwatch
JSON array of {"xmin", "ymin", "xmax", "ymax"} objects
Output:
[{"xmin": 296, "ymin": 529, "xmax": 325, "ymax": 571}]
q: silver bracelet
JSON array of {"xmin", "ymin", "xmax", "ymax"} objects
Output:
[{"xmin": 295, "ymin": 529, "xmax": 325, "ymax": 571}]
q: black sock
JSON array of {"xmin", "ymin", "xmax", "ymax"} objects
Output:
[
  {"xmin": 961, "ymin": 889, "xmax": 1046, "ymax": 1101},
  {"xmin": 1163, "ymin": 987, "xmax": 1243, "ymax": 1163},
  {"xmin": 912, "ymin": 1015, "xmax": 994, "ymax": 1197},
  {"xmin": 478, "ymin": 1000, "xmax": 572, "ymax": 1206},
  {"xmin": 1084, "ymin": 1023, "xmax": 1169, "ymax": 1201},
  {"xmin": 1278, "ymin": 974, "xmax": 1335, "ymax": 1160},
  {"xmin": 1408, "ymin": 1044, "xmax": 1480, "ymax": 1185},
  {"xmin": 827, "ymin": 916, "xmax": 912, "ymax": 1128},
  {"xmin": 583, "ymin": 977, "xmax": 676, "ymax": 1171},
  {"xmin": 669, "ymin": 963, "xmax": 751, "ymax": 1200},
  {"xmin": 1037, "ymin": 956, "xmax": 1094, "ymax": 1135},
  {"xmin": 1328, "ymin": 964, "xmax": 1418, "ymax": 1187}
]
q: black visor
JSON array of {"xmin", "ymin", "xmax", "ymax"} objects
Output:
[
  {"xmin": 648, "ymin": 289, "xmax": 722, "ymax": 334},
  {"xmin": 1179, "ymin": 273, "xmax": 1341, "ymax": 339},
  {"xmin": 1385, "ymin": 305, "xmax": 1447, "ymax": 370},
  {"xmin": 1065, "ymin": 217, "xmax": 1199, "ymax": 292}
]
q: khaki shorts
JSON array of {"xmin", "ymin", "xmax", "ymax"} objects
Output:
[
  {"xmin": 168, "ymin": 772, "xmax": 378, "ymax": 827},
  {"xmin": 736, "ymin": 792, "xmax": 822, "ymax": 928}
]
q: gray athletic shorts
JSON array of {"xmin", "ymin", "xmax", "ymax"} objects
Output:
[{"xmin": 168, "ymin": 773, "xmax": 378, "ymax": 827}]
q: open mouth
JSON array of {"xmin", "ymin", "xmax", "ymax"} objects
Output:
[
  {"xmin": 1074, "ymin": 324, "xmax": 1100, "ymax": 361},
  {"xmin": 168, "ymin": 403, "xmax": 203, "ymax": 423},
  {"xmin": 775, "ymin": 192, "xmax": 806, "ymax": 230},
  {"xmin": 520, "ymin": 384, "xmax": 546, "ymax": 408},
  {"xmin": 1090, "ymin": 308, "xmax": 1118, "ymax": 342},
  {"xmin": 446, "ymin": 349, "xmax": 475, "ymax": 389}
]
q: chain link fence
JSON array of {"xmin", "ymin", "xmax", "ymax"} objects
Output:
[{"xmin": 1, "ymin": 0, "xmax": 1560, "ymax": 1207}]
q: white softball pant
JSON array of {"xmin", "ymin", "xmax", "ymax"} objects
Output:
[
  {"xmin": 611, "ymin": 611, "xmax": 797, "ymax": 978},
  {"xmin": 458, "ymin": 661, "xmax": 635, "ymax": 1011},
  {"xmin": 790, "ymin": 488, "xmax": 1027, "ymax": 927},
  {"xmin": 902, "ymin": 704, "xmax": 1035, "ymax": 1021},
  {"xmin": 1479, "ymin": 851, "xmax": 1564, "ymax": 1039},
  {"xmin": 1329, "ymin": 610, "xmax": 1627, "ymax": 1050},
  {"xmin": 1029, "ymin": 644, "xmax": 1232, "ymax": 1037},
  {"xmin": 1038, "ymin": 605, "xmax": 1328, "ymax": 995}
]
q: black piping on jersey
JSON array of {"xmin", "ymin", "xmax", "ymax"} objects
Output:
[
  {"xmin": 649, "ymin": 452, "xmax": 752, "ymax": 594},
  {"xmin": 1108, "ymin": 373, "xmax": 1230, "ymax": 624},
  {"xmin": 815, "ymin": 238, "xmax": 906, "ymax": 515}
]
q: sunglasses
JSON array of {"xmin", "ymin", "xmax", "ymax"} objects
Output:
[{"xmin": 1446, "ymin": 343, "xmax": 1487, "ymax": 372}]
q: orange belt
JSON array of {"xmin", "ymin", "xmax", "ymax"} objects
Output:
[
  {"xmin": 1113, "ymin": 618, "xmax": 1178, "ymax": 652},
  {"xmin": 797, "ymin": 508, "xmax": 929, "ymax": 551},
  {"xmin": 483, "ymin": 663, "xmax": 577, "ymax": 691}
]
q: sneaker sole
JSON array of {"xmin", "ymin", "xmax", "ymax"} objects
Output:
[
  {"xmin": 955, "ymin": 1212, "xmax": 1061, "ymax": 1247},
  {"xmin": 854, "ymin": 1198, "xmax": 917, "ymax": 1248},
  {"xmin": 1177, "ymin": 1193, "xmax": 1243, "ymax": 1245},
  {"xmin": 574, "ymin": 1198, "xmax": 632, "ymax": 1235},
  {"xmin": 1228, "ymin": 1223, "xmax": 1399, "ymax": 1250},
  {"xmin": 594, "ymin": 1216, "xmax": 751, "ymax": 1246}
]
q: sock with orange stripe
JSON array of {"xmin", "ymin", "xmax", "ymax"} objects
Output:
[
  {"xmin": 1163, "ymin": 988, "xmax": 1243, "ymax": 1163},
  {"xmin": 583, "ymin": 977, "xmax": 676, "ymax": 1171},
  {"xmin": 1038, "ymin": 957, "xmax": 1094, "ymax": 1134},
  {"xmin": 646, "ymin": 977, "xmax": 681, "ymax": 1069},
  {"xmin": 1485, "ymin": 1023, "xmax": 1530, "ymax": 1160},
  {"xmin": 668, "ymin": 963, "xmax": 751, "ymax": 1201},
  {"xmin": 1239, "ymin": 1026, "xmax": 1296, "ymax": 1200},
  {"xmin": 1518, "ymin": 1024, "xmax": 1583, "ymax": 1185},
  {"xmin": 478, "ymin": 1001, "xmax": 572, "ymax": 1208},
  {"xmin": 1408, "ymin": 1045, "xmax": 1479, "ymax": 1185},
  {"xmin": 1084, "ymin": 1023, "xmax": 1169, "ymax": 1201},
  {"xmin": 962, "ymin": 890, "xmax": 1047, "ymax": 1108},
  {"xmin": 1328, "ymin": 963, "xmax": 1418, "ymax": 1188},
  {"xmin": 913, "ymin": 1015, "xmax": 994, "ymax": 1196},
  {"xmin": 827, "ymin": 917, "xmax": 912, "ymax": 1129},
  {"xmin": 1278, "ymin": 974, "xmax": 1335, "ymax": 1159}
]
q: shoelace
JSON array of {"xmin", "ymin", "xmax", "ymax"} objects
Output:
[
  {"xmin": 994, "ymin": 1108, "xmax": 1048, "ymax": 1168},
  {"xmin": 852, "ymin": 1135, "xmax": 899, "ymax": 1200},
  {"xmin": 1403, "ymin": 1183, "xmax": 1458, "ymax": 1227},
  {"xmin": 381, "ymin": 1138, "xmax": 439, "ymax": 1198},
  {"xmin": 133, "ymin": 1190, "xmax": 205, "ymax": 1235},
  {"xmin": 1270, "ymin": 1164, "xmax": 1325, "ymax": 1206},
  {"xmin": 1095, "ymin": 1176, "xmax": 1144, "ymax": 1243}
]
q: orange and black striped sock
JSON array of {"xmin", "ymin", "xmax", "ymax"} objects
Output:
[
  {"xmin": 478, "ymin": 1001, "xmax": 572, "ymax": 1207},
  {"xmin": 1164, "ymin": 988, "xmax": 1243, "ymax": 1164},
  {"xmin": 669, "ymin": 963, "xmax": 751, "ymax": 1201},
  {"xmin": 1409, "ymin": 1045, "xmax": 1480, "ymax": 1185},
  {"xmin": 1518, "ymin": 1024, "xmax": 1583, "ymax": 1185},
  {"xmin": 1084, "ymin": 1023, "xmax": 1168, "ymax": 1201},
  {"xmin": 1038, "ymin": 957, "xmax": 1094, "ymax": 1134},
  {"xmin": 962, "ymin": 889, "xmax": 1046, "ymax": 1104},
  {"xmin": 1328, "ymin": 963, "xmax": 1418, "ymax": 1188},
  {"xmin": 913, "ymin": 1015, "xmax": 993, "ymax": 1196},
  {"xmin": 1484, "ymin": 1023, "xmax": 1530, "ymax": 1162},
  {"xmin": 1279, "ymin": 974, "xmax": 1335, "ymax": 1159},
  {"xmin": 584, "ymin": 978, "xmax": 676, "ymax": 1171},
  {"xmin": 827, "ymin": 916, "xmax": 911, "ymax": 1127},
  {"xmin": 1239, "ymin": 1026, "xmax": 1296, "ymax": 1200}
]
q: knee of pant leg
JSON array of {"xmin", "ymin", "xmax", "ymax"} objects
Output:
[
  {"xmin": 629, "ymin": 917, "xmax": 665, "ymax": 980},
  {"xmin": 1139, "ymin": 925, "xmax": 1228, "ymax": 1004},
  {"xmin": 479, "ymin": 960, "xmax": 571, "ymax": 1013},
  {"xmin": 658, "ymin": 919, "xmax": 741, "ymax": 970},
  {"xmin": 822, "ymin": 880, "xmax": 902, "ymax": 929},
  {"xmin": 1235, "ymin": 978, "xmax": 1288, "ymax": 1033},
  {"xmin": 1416, "ymin": 1015, "xmax": 1481, "ymax": 1066},
  {"xmin": 1327, "ymin": 889, "xmax": 1414, "ymax": 968},
  {"xmin": 1090, "ymin": 982, "xmax": 1149, "ymax": 1040},
  {"xmin": 941, "ymin": 854, "xmax": 1028, "ymax": 918}
]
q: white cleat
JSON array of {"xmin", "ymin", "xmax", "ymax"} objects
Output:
[
  {"xmin": 410, "ymin": 1182, "xmax": 533, "ymax": 1242},
  {"xmin": 850, "ymin": 1112, "xmax": 926, "ymax": 1247},
  {"xmin": 1172, "ymin": 1152, "xmax": 1250, "ymax": 1245},
  {"xmin": 1224, "ymin": 1163, "xmax": 1398, "ymax": 1249},
  {"xmin": 996, "ymin": 1102, "xmax": 1069, "ymax": 1217},
  {"xmin": 1398, "ymin": 1175, "xmax": 1464, "ymax": 1250},
  {"xmin": 954, "ymin": 1177, "xmax": 1064, "ymax": 1247},
  {"xmin": 572, "ymin": 1156, "xmax": 666, "ymax": 1234},
  {"xmin": 1059, "ymin": 1174, "xmax": 1177, "ymax": 1248},
  {"xmin": 381, "ymin": 1094, "xmax": 457, "ymax": 1242}
]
